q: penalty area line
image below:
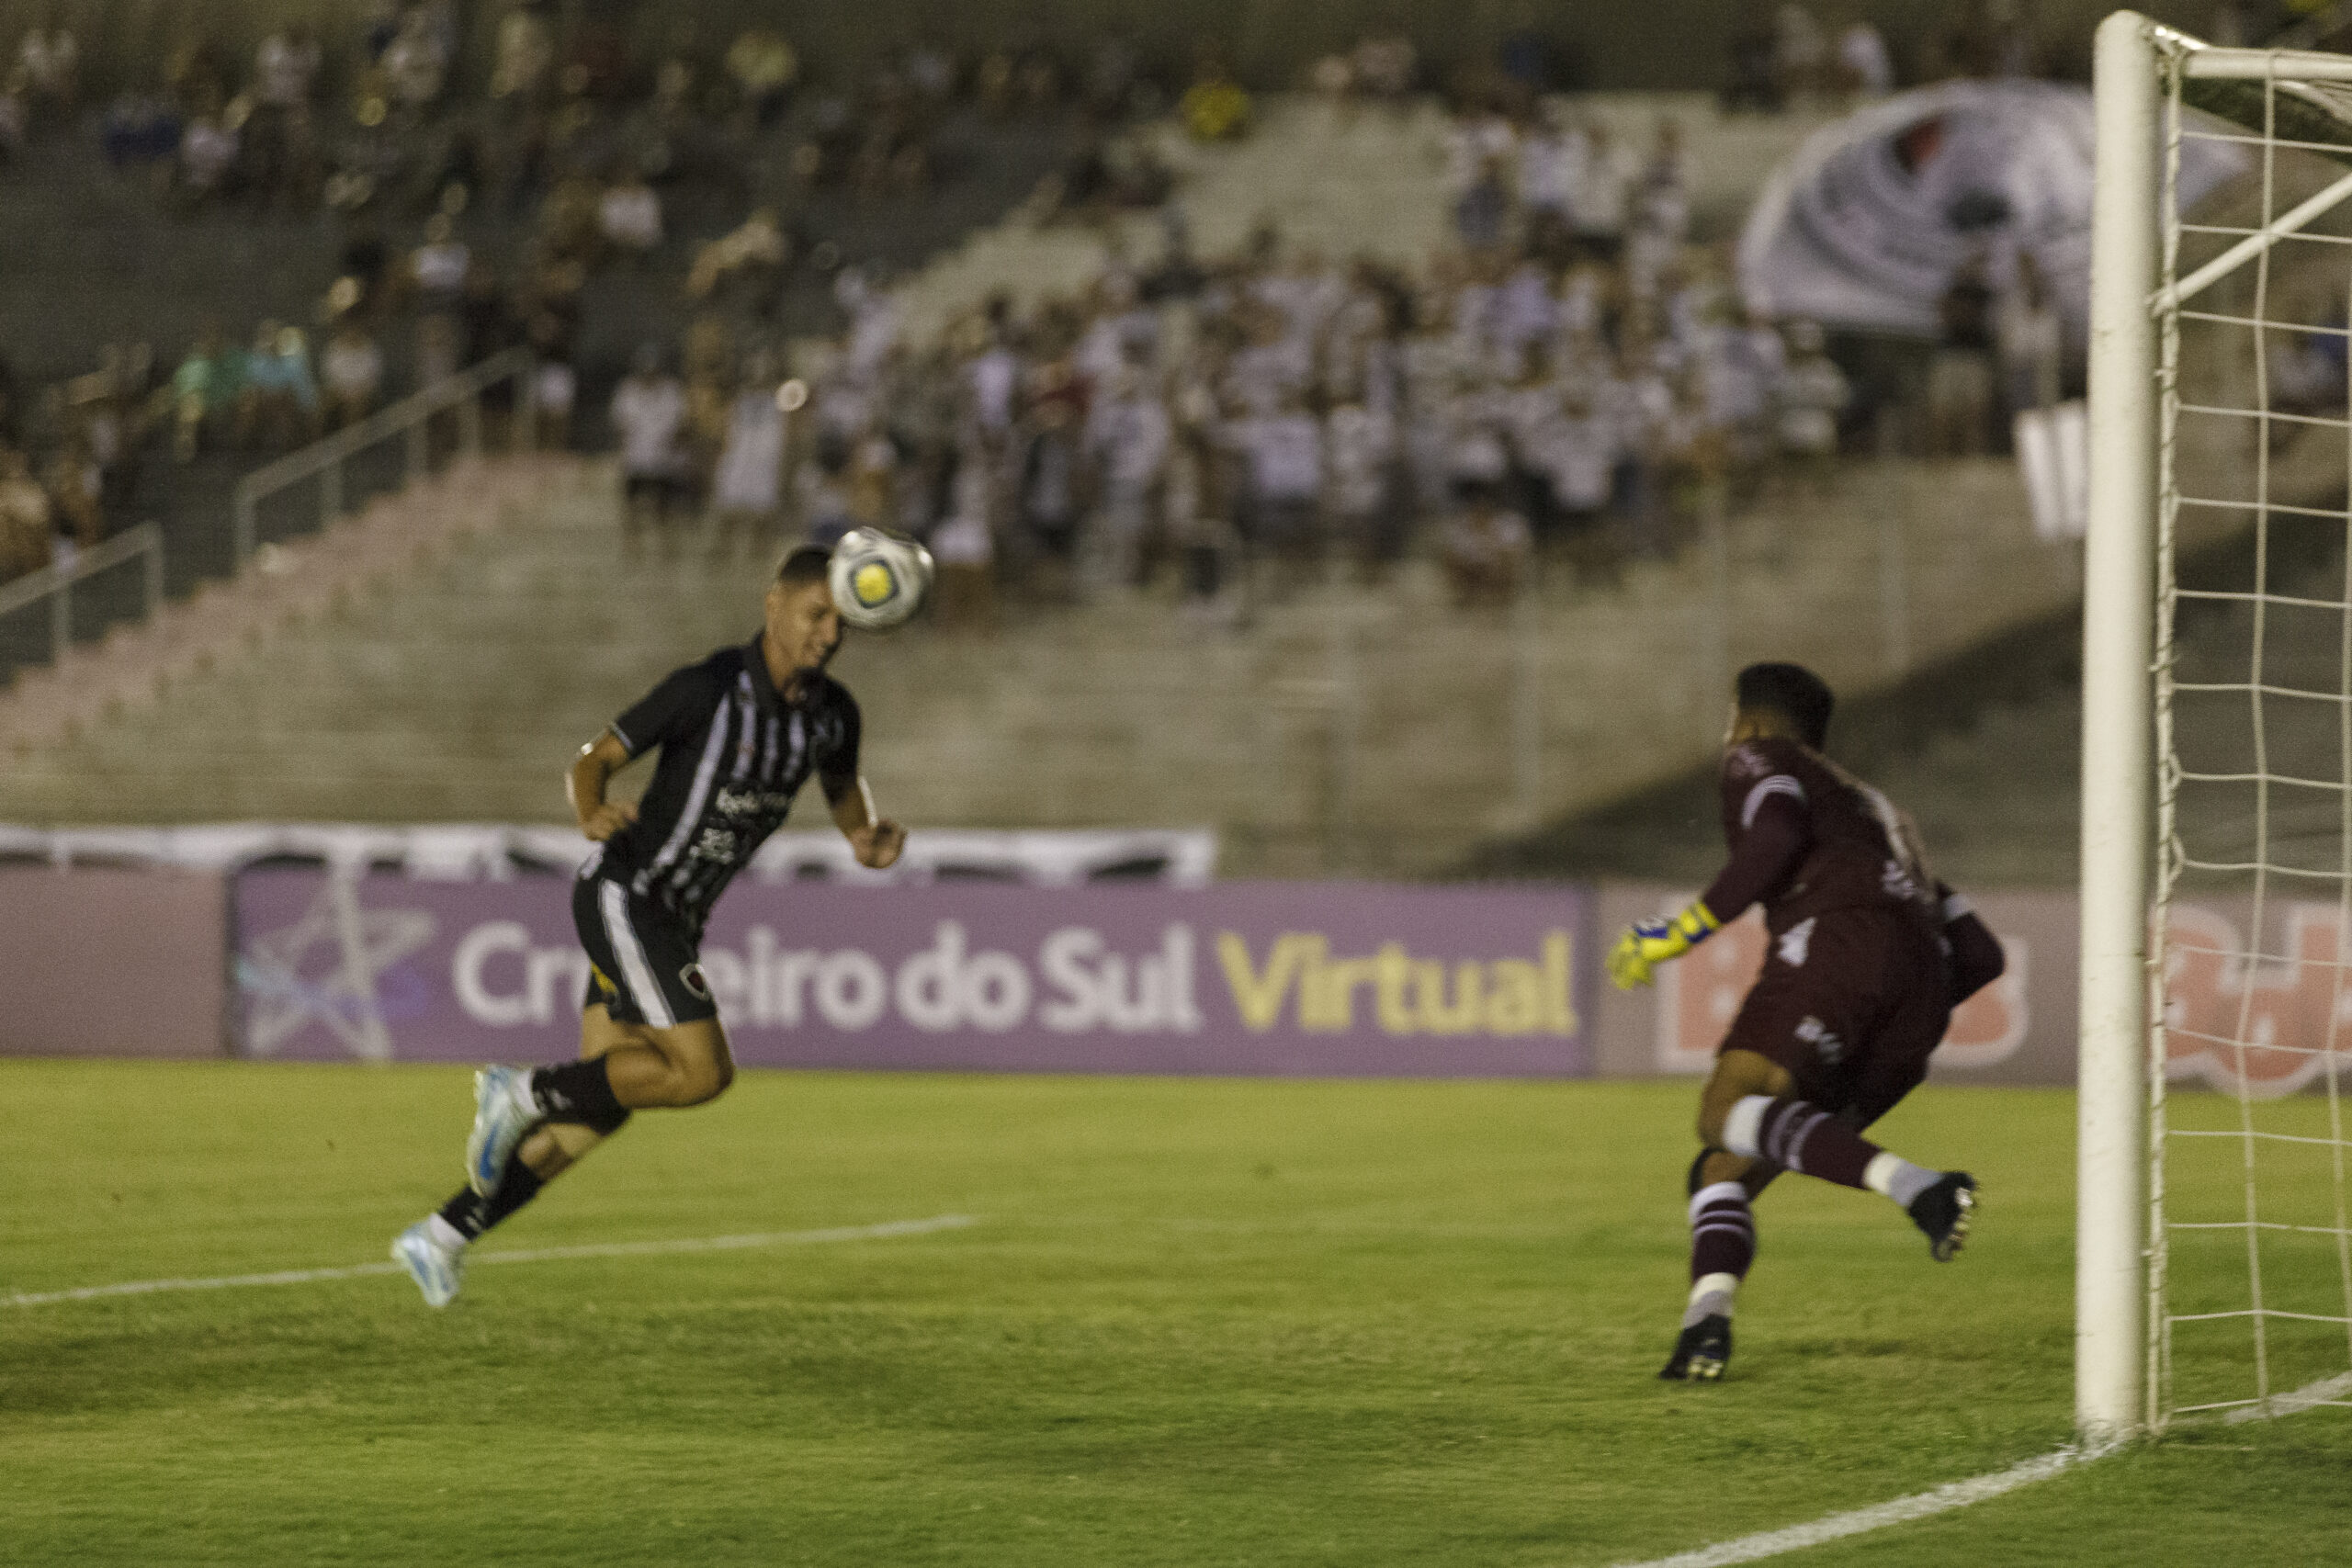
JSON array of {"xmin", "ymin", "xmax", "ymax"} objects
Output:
[{"xmin": 3, "ymin": 1213, "xmax": 978, "ymax": 1309}]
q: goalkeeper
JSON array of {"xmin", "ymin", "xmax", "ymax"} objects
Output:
[{"xmin": 1609, "ymin": 662, "xmax": 2007, "ymax": 1382}]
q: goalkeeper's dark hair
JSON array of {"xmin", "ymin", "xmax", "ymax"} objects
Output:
[
  {"xmin": 775, "ymin": 543, "xmax": 833, "ymax": 591},
  {"xmin": 1736, "ymin": 661, "xmax": 1835, "ymax": 750}
]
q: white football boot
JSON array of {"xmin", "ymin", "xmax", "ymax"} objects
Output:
[
  {"xmin": 464, "ymin": 1065, "xmax": 541, "ymax": 1196},
  {"xmin": 391, "ymin": 1219, "xmax": 465, "ymax": 1308}
]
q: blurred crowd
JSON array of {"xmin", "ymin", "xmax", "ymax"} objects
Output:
[
  {"xmin": 592, "ymin": 4, "xmax": 2119, "ymax": 629},
  {"xmin": 0, "ymin": 4, "xmax": 1192, "ymax": 589},
  {"xmin": 0, "ymin": 2, "xmax": 2196, "ymax": 604},
  {"xmin": 605, "ymin": 121, "xmax": 1862, "ymax": 626}
]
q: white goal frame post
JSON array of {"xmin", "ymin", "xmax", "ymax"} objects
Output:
[{"xmin": 2083, "ymin": 10, "xmax": 2352, "ymax": 1443}]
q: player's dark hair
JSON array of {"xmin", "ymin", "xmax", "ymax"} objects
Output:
[
  {"xmin": 1736, "ymin": 661, "xmax": 1835, "ymax": 750},
  {"xmin": 775, "ymin": 544, "xmax": 832, "ymax": 591}
]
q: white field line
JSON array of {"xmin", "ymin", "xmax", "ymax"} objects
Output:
[
  {"xmin": 1603, "ymin": 1444, "xmax": 2110, "ymax": 1568},
  {"xmin": 3, "ymin": 1214, "xmax": 977, "ymax": 1309},
  {"xmin": 2217, "ymin": 1370, "xmax": 2352, "ymax": 1424},
  {"xmin": 1611, "ymin": 1365, "xmax": 2352, "ymax": 1568}
]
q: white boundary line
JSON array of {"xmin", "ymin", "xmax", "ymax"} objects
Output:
[
  {"xmin": 3, "ymin": 1214, "xmax": 977, "ymax": 1309},
  {"xmin": 1611, "ymin": 1365, "xmax": 2352, "ymax": 1568},
  {"xmin": 1604, "ymin": 1444, "xmax": 2110, "ymax": 1568}
]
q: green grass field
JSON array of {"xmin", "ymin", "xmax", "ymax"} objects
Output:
[{"xmin": 3, "ymin": 1062, "xmax": 2347, "ymax": 1566}]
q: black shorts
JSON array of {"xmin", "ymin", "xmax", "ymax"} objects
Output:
[
  {"xmin": 571, "ymin": 873, "xmax": 718, "ymax": 1029},
  {"xmin": 1718, "ymin": 908, "xmax": 1951, "ymax": 1125}
]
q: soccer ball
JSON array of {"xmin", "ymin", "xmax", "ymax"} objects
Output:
[{"xmin": 827, "ymin": 527, "xmax": 933, "ymax": 632}]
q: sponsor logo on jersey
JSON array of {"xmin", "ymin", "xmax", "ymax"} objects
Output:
[{"xmin": 713, "ymin": 786, "xmax": 796, "ymax": 818}]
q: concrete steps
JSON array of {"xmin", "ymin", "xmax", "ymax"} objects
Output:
[{"xmin": 0, "ymin": 450, "xmax": 2125, "ymax": 877}]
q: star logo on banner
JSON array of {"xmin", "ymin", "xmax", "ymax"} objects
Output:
[{"xmin": 239, "ymin": 870, "xmax": 436, "ymax": 1061}]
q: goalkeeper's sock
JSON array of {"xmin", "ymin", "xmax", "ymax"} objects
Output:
[
  {"xmin": 1723, "ymin": 1095, "xmax": 1883, "ymax": 1190},
  {"xmin": 1861, "ymin": 1151, "xmax": 1942, "ymax": 1211},
  {"xmin": 435, "ymin": 1151, "xmax": 546, "ymax": 1243},
  {"xmin": 1685, "ymin": 1179, "xmax": 1755, "ymax": 1326}
]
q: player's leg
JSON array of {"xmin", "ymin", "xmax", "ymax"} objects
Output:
[
  {"xmin": 1845, "ymin": 996, "xmax": 1979, "ymax": 1260},
  {"xmin": 1702, "ymin": 919, "xmax": 1976, "ymax": 1257},
  {"xmin": 393, "ymin": 1002, "xmax": 648, "ymax": 1307},
  {"xmin": 1661, "ymin": 1050, "xmax": 1792, "ymax": 1381},
  {"xmin": 396, "ymin": 881, "xmax": 732, "ymax": 1307},
  {"xmin": 468, "ymin": 982, "xmax": 733, "ymax": 1189}
]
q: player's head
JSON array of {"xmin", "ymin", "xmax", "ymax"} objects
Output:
[
  {"xmin": 1733, "ymin": 661, "xmax": 1834, "ymax": 750},
  {"xmin": 763, "ymin": 544, "xmax": 842, "ymax": 676}
]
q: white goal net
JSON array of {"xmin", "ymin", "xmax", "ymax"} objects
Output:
[{"xmin": 2143, "ymin": 22, "xmax": 2352, "ymax": 1430}]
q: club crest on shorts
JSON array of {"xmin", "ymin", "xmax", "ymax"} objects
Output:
[{"xmin": 681, "ymin": 963, "xmax": 711, "ymax": 1000}]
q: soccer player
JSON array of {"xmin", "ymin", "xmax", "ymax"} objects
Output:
[
  {"xmin": 1608, "ymin": 662, "xmax": 2006, "ymax": 1381},
  {"xmin": 392, "ymin": 545, "xmax": 907, "ymax": 1306}
]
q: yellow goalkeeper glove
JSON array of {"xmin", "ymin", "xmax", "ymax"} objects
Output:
[{"xmin": 1607, "ymin": 901, "xmax": 1721, "ymax": 990}]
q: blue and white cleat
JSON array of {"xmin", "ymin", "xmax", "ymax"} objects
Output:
[
  {"xmin": 464, "ymin": 1065, "xmax": 541, "ymax": 1196},
  {"xmin": 391, "ymin": 1219, "xmax": 464, "ymax": 1308}
]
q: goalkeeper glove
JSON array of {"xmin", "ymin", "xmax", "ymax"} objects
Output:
[{"xmin": 1608, "ymin": 900, "xmax": 1721, "ymax": 990}]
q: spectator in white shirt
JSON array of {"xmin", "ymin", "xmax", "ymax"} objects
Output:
[
  {"xmin": 1837, "ymin": 20, "xmax": 1895, "ymax": 100},
  {"xmin": 1774, "ymin": 4, "xmax": 1828, "ymax": 105},
  {"xmin": 320, "ymin": 321, "xmax": 385, "ymax": 430},
  {"xmin": 711, "ymin": 348, "xmax": 789, "ymax": 557},
  {"xmin": 1444, "ymin": 106, "xmax": 1519, "ymax": 203},
  {"xmin": 930, "ymin": 443, "xmax": 999, "ymax": 633},
  {"xmin": 1570, "ymin": 120, "xmax": 1640, "ymax": 262},
  {"xmin": 410, "ymin": 214, "xmax": 470, "ymax": 307},
  {"xmin": 177, "ymin": 105, "xmax": 240, "ymax": 207},
  {"xmin": 1996, "ymin": 253, "xmax": 2064, "ymax": 418},
  {"xmin": 598, "ymin": 168, "xmax": 664, "ymax": 262},
  {"xmin": 1223, "ymin": 297, "xmax": 1313, "ymax": 415},
  {"xmin": 1225, "ymin": 392, "xmax": 1325, "ymax": 591},
  {"xmin": 1325, "ymin": 396, "xmax": 1400, "ymax": 569},
  {"xmin": 1518, "ymin": 104, "xmax": 1588, "ymax": 232},
  {"xmin": 17, "ymin": 24, "xmax": 74, "ymax": 130},
  {"xmin": 1611, "ymin": 343, "xmax": 1678, "ymax": 555},
  {"xmin": 255, "ymin": 28, "xmax": 322, "ymax": 108},
  {"xmin": 611, "ymin": 345, "xmax": 689, "ymax": 552},
  {"xmin": 382, "ymin": 9, "xmax": 449, "ymax": 110},
  {"xmin": 1531, "ymin": 383, "xmax": 1622, "ymax": 530},
  {"xmin": 1083, "ymin": 367, "xmax": 1173, "ymax": 588},
  {"xmin": 1774, "ymin": 320, "xmax": 1849, "ymax": 493}
]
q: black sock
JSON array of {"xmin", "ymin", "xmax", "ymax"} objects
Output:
[
  {"xmin": 436, "ymin": 1151, "xmax": 546, "ymax": 1242},
  {"xmin": 531, "ymin": 1057, "xmax": 627, "ymax": 1127}
]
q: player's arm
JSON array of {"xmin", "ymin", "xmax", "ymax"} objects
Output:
[
  {"xmin": 1608, "ymin": 793, "xmax": 1812, "ymax": 990},
  {"xmin": 574, "ymin": 663, "xmax": 707, "ymax": 839},
  {"xmin": 567, "ymin": 730, "xmax": 638, "ymax": 841},
  {"xmin": 818, "ymin": 696, "xmax": 903, "ymax": 870},
  {"xmin": 824, "ymin": 772, "xmax": 905, "ymax": 870},
  {"xmin": 1936, "ymin": 882, "xmax": 2006, "ymax": 1007}
]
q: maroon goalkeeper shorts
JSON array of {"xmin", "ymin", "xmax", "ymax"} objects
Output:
[{"xmin": 1717, "ymin": 908, "xmax": 1953, "ymax": 1125}]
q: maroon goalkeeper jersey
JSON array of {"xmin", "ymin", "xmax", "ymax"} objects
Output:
[{"xmin": 1717, "ymin": 737, "xmax": 1940, "ymax": 938}]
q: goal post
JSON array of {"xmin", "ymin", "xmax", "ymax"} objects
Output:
[
  {"xmin": 2079, "ymin": 7, "xmax": 2161, "ymax": 1447},
  {"xmin": 2086, "ymin": 11, "xmax": 2352, "ymax": 1444}
]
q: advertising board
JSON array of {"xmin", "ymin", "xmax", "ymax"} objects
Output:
[{"xmin": 232, "ymin": 869, "xmax": 1596, "ymax": 1077}]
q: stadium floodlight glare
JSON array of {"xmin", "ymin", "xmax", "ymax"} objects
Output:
[{"xmin": 2087, "ymin": 10, "xmax": 2352, "ymax": 1444}]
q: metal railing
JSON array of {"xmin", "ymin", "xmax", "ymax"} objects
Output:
[
  {"xmin": 231, "ymin": 346, "xmax": 535, "ymax": 568},
  {"xmin": 0, "ymin": 521, "xmax": 164, "ymax": 664}
]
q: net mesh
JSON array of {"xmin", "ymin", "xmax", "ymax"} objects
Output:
[{"xmin": 2154, "ymin": 41, "xmax": 2352, "ymax": 1428}]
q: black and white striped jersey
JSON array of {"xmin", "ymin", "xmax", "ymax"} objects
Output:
[{"xmin": 588, "ymin": 634, "xmax": 861, "ymax": 932}]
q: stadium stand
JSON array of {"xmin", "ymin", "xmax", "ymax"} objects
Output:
[{"xmin": 0, "ymin": 443, "xmax": 2100, "ymax": 876}]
